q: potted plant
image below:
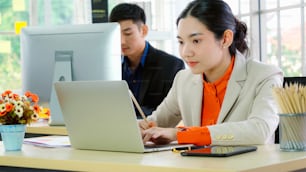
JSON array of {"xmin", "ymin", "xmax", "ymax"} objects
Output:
[{"xmin": 0, "ymin": 90, "xmax": 42, "ymax": 151}]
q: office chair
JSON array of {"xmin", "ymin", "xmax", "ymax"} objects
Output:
[{"xmin": 274, "ymin": 76, "xmax": 306, "ymax": 144}]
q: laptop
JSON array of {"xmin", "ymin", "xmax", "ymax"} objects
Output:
[{"xmin": 54, "ymin": 80, "xmax": 193, "ymax": 153}]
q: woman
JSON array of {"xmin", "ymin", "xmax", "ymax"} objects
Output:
[{"xmin": 140, "ymin": 0, "xmax": 283, "ymax": 146}]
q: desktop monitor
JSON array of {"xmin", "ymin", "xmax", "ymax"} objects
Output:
[{"xmin": 20, "ymin": 23, "xmax": 121, "ymax": 125}]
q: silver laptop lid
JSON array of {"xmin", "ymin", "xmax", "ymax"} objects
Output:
[{"xmin": 54, "ymin": 80, "xmax": 146, "ymax": 153}]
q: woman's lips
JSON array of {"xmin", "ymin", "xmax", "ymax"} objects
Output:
[{"xmin": 187, "ymin": 61, "xmax": 198, "ymax": 68}]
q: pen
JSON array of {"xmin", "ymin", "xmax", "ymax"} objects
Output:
[
  {"xmin": 128, "ymin": 89, "xmax": 148, "ymax": 123},
  {"xmin": 172, "ymin": 146, "xmax": 207, "ymax": 153}
]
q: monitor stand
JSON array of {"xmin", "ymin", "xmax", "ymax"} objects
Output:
[{"xmin": 49, "ymin": 51, "xmax": 73, "ymax": 126}]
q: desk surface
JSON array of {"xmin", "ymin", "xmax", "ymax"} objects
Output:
[
  {"xmin": 26, "ymin": 120, "xmax": 67, "ymax": 135},
  {"xmin": 0, "ymin": 143, "xmax": 306, "ymax": 172}
]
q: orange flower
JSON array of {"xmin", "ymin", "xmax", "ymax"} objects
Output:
[
  {"xmin": 0, "ymin": 90, "xmax": 43, "ymax": 125},
  {"xmin": 33, "ymin": 104, "xmax": 41, "ymax": 114},
  {"xmin": 45, "ymin": 108, "xmax": 50, "ymax": 116},
  {"xmin": 12, "ymin": 93, "xmax": 20, "ymax": 101},
  {"xmin": 31, "ymin": 93, "xmax": 39, "ymax": 103},
  {"xmin": 24, "ymin": 91, "xmax": 31, "ymax": 97},
  {"xmin": 0, "ymin": 111, "xmax": 6, "ymax": 117},
  {"xmin": 25, "ymin": 91, "xmax": 39, "ymax": 103},
  {"xmin": 2, "ymin": 90, "xmax": 12, "ymax": 98},
  {"xmin": 5, "ymin": 103, "xmax": 13, "ymax": 112}
]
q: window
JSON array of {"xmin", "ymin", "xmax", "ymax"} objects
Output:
[
  {"xmin": 111, "ymin": 0, "xmax": 306, "ymax": 76},
  {"xmin": 260, "ymin": 0, "xmax": 306, "ymax": 76},
  {"xmin": 1, "ymin": 0, "xmax": 305, "ymax": 92},
  {"xmin": 0, "ymin": 0, "xmax": 28, "ymax": 91},
  {"xmin": 109, "ymin": 0, "xmax": 179, "ymax": 56},
  {"xmin": 0, "ymin": 0, "xmax": 91, "ymax": 91},
  {"xmin": 225, "ymin": 0, "xmax": 306, "ymax": 76}
]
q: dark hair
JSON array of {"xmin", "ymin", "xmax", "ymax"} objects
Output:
[
  {"xmin": 109, "ymin": 3, "xmax": 146, "ymax": 25},
  {"xmin": 177, "ymin": 0, "xmax": 248, "ymax": 56}
]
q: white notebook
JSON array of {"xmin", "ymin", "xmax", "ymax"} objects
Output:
[{"xmin": 24, "ymin": 136, "xmax": 71, "ymax": 148}]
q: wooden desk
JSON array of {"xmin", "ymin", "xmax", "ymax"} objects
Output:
[
  {"xmin": 0, "ymin": 144, "xmax": 306, "ymax": 172},
  {"xmin": 26, "ymin": 120, "xmax": 67, "ymax": 135}
]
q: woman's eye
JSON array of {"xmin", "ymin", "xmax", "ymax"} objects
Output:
[
  {"xmin": 177, "ymin": 40, "xmax": 184, "ymax": 45},
  {"xmin": 193, "ymin": 39, "xmax": 201, "ymax": 44}
]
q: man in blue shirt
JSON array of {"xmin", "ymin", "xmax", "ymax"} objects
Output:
[{"xmin": 109, "ymin": 3, "xmax": 185, "ymax": 118}]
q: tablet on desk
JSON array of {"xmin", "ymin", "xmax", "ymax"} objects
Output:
[{"xmin": 181, "ymin": 145, "xmax": 257, "ymax": 157}]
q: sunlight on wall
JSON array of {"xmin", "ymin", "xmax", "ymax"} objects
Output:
[
  {"xmin": 13, "ymin": 0, "xmax": 26, "ymax": 11},
  {"xmin": 0, "ymin": 41, "xmax": 11, "ymax": 54}
]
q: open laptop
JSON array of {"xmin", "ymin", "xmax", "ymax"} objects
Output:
[{"xmin": 54, "ymin": 80, "xmax": 193, "ymax": 153}]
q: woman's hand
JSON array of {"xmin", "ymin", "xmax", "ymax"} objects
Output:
[{"xmin": 142, "ymin": 127, "xmax": 178, "ymax": 145}]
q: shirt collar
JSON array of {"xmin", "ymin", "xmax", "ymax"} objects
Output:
[
  {"xmin": 140, "ymin": 41, "xmax": 149, "ymax": 66},
  {"xmin": 203, "ymin": 56, "xmax": 235, "ymax": 86}
]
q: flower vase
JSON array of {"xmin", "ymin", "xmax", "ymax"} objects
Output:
[{"xmin": 0, "ymin": 124, "xmax": 26, "ymax": 151}]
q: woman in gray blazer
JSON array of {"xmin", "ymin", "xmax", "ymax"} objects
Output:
[{"xmin": 140, "ymin": 0, "xmax": 283, "ymax": 146}]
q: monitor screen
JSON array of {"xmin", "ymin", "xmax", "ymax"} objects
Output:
[{"xmin": 20, "ymin": 23, "xmax": 121, "ymax": 125}]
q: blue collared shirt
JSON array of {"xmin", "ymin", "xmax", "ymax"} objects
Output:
[{"xmin": 122, "ymin": 42, "xmax": 149, "ymax": 100}]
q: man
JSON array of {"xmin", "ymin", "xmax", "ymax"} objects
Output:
[{"xmin": 109, "ymin": 3, "xmax": 185, "ymax": 118}]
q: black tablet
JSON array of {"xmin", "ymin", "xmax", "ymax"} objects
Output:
[{"xmin": 180, "ymin": 145, "xmax": 257, "ymax": 157}]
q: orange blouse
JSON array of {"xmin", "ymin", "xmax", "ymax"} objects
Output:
[{"xmin": 177, "ymin": 57, "xmax": 235, "ymax": 146}]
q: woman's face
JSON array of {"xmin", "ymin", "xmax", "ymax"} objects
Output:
[{"xmin": 177, "ymin": 16, "xmax": 228, "ymax": 75}]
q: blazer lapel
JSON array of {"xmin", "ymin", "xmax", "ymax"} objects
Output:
[
  {"xmin": 138, "ymin": 45, "xmax": 154, "ymax": 103},
  {"xmin": 190, "ymin": 75, "xmax": 203, "ymax": 126},
  {"xmin": 217, "ymin": 52, "xmax": 247, "ymax": 123},
  {"xmin": 139, "ymin": 66, "xmax": 154, "ymax": 103}
]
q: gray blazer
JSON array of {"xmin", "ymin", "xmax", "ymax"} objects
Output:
[{"xmin": 148, "ymin": 52, "xmax": 283, "ymax": 145}]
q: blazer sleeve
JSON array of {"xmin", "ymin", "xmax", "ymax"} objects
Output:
[{"xmin": 208, "ymin": 60, "xmax": 284, "ymax": 145}]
